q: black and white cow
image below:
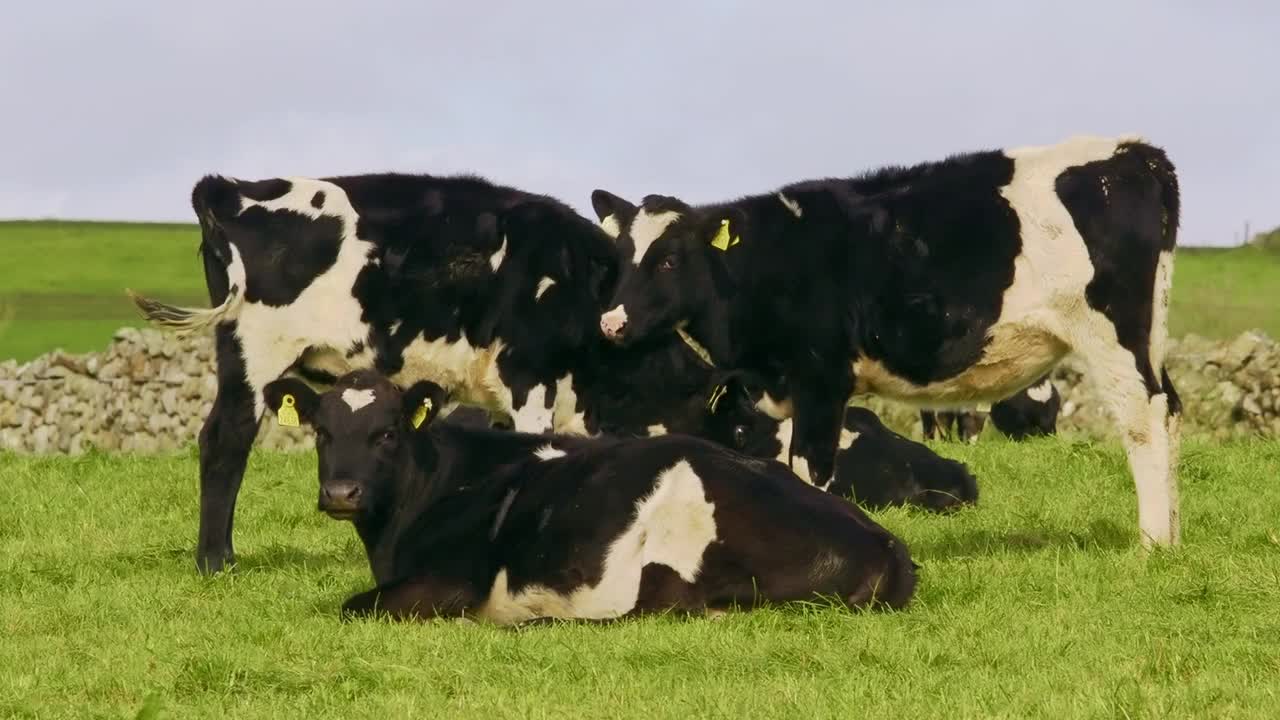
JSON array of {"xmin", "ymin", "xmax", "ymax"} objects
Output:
[
  {"xmin": 261, "ymin": 370, "xmax": 918, "ymax": 622},
  {"xmin": 921, "ymin": 374, "xmax": 1061, "ymax": 442},
  {"xmin": 131, "ymin": 173, "xmax": 619, "ymax": 573},
  {"xmin": 591, "ymin": 135, "xmax": 1183, "ymax": 547}
]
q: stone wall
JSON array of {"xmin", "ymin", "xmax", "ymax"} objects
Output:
[{"xmin": 2, "ymin": 328, "xmax": 1278, "ymax": 455}]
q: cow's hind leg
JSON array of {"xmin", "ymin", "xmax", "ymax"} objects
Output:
[{"xmin": 1076, "ymin": 332, "xmax": 1180, "ymax": 548}]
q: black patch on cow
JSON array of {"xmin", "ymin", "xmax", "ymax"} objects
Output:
[
  {"xmin": 311, "ymin": 190, "xmax": 325, "ymax": 209},
  {"xmin": 237, "ymin": 178, "xmax": 293, "ymax": 202},
  {"xmin": 233, "ymin": 209, "xmax": 346, "ymax": 306},
  {"xmin": 1056, "ymin": 142, "xmax": 1179, "ymax": 394}
]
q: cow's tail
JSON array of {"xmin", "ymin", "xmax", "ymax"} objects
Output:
[{"xmin": 127, "ymin": 175, "xmax": 246, "ymax": 336}]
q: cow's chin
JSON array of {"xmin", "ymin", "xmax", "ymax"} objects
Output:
[{"xmin": 320, "ymin": 506, "xmax": 363, "ymax": 522}]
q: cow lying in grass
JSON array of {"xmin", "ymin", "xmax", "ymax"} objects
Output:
[
  {"xmin": 263, "ymin": 370, "xmax": 918, "ymax": 622},
  {"xmin": 921, "ymin": 375, "xmax": 1061, "ymax": 443}
]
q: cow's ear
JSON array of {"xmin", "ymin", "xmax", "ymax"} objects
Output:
[
  {"xmin": 590, "ymin": 190, "xmax": 636, "ymax": 238},
  {"xmin": 705, "ymin": 370, "xmax": 755, "ymax": 416},
  {"xmin": 262, "ymin": 378, "xmax": 319, "ymax": 428},
  {"xmin": 702, "ymin": 209, "xmax": 748, "ymax": 252},
  {"xmin": 401, "ymin": 381, "xmax": 449, "ymax": 431}
]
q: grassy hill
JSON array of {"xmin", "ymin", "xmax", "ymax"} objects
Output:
[{"xmin": 1, "ymin": 220, "xmax": 1277, "ymax": 361}]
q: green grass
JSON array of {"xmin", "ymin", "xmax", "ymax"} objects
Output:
[
  {"xmin": 0, "ymin": 221, "xmax": 206, "ymax": 361},
  {"xmin": 2, "ymin": 440, "xmax": 1279, "ymax": 718},
  {"xmin": 2, "ymin": 220, "xmax": 1279, "ymax": 362}
]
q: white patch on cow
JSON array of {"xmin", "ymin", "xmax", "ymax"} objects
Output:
[
  {"xmin": 600, "ymin": 214, "xmax": 621, "ymax": 239},
  {"xmin": 512, "ymin": 384, "xmax": 553, "ymax": 433},
  {"xmin": 341, "ymin": 388, "xmax": 376, "ymax": 412},
  {"xmin": 231, "ymin": 178, "xmax": 376, "ymax": 417},
  {"xmin": 476, "ymin": 459, "xmax": 717, "ymax": 623},
  {"xmin": 550, "ymin": 373, "xmax": 587, "ymax": 435},
  {"xmin": 1150, "ymin": 250, "xmax": 1174, "ymax": 377},
  {"xmin": 755, "ymin": 392, "xmax": 794, "ymax": 420},
  {"xmin": 535, "ymin": 276, "xmax": 556, "ymax": 300},
  {"xmin": 646, "ymin": 424, "xmax": 668, "ymax": 437},
  {"xmin": 628, "ymin": 208, "xmax": 681, "ymax": 265},
  {"xmin": 489, "ymin": 236, "xmax": 508, "ymax": 272},
  {"xmin": 392, "ymin": 333, "xmax": 509, "ymax": 419},
  {"xmin": 838, "ymin": 428, "xmax": 861, "ymax": 450},
  {"xmin": 389, "ymin": 320, "xmax": 402, "ymax": 336},
  {"xmin": 777, "ymin": 192, "xmax": 803, "ymax": 218},
  {"xmin": 850, "ymin": 136, "xmax": 1141, "ymax": 408},
  {"xmin": 773, "ymin": 418, "xmax": 793, "ymax": 466},
  {"xmin": 791, "ymin": 455, "xmax": 812, "ymax": 486},
  {"xmin": 535, "ymin": 445, "xmax": 566, "ymax": 461},
  {"xmin": 600, "ymin": 305, "xmax": 628, "ymax": 337},
  {"xmin": 1026, "ymin": 379, "xmax": 1054, "ymax": 403}
]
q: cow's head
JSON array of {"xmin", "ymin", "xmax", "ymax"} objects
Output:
[
  {"xmin": 698, "ymin": 371, "xmax": 787, "ymax": 459},
  {"xmin": 263, "ymin": 372, "xmax": 447, "ymax": 523},
  {"xmin": 591, "ymin": 190, "xmax": 740, "ymax": 347}
]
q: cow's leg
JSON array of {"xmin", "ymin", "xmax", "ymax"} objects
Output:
[
  {"xmin": 341, "ymin": 575, "xmax": 480, "ymax": 621},
  {"xmin": 920, "ymin": 411, "xmax": 939, "ymax": 440},
  {"xmin": 1077, "ymin": 333, "xmax": 1179, "ymax": 548},
  {"xmin": 195, "ymin": 324, "xmax": 297, "ymax": 574},
  {"xmin": 788, "ymin": 374, "xmax": 854, "ymax": 491}
]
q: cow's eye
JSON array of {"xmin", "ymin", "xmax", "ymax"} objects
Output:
[
  {"xmin": 658, "ymin": 255, "xmax": 677, "ymax": 272},
  {"xmin": 373, "ymin": 428, "xmax": 396, "ymax": 445},
  {"xmin": 732, "ymin": 425, "xmax": 748, "ymax": 448}
]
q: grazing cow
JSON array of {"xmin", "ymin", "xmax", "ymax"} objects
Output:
[
  {"xmin": 261, "ymin": 370, "xmax": 918, "ymax": 622},
  {"xmin": 920, "ymin": 374, "xmax": 1060, "ymax": 442},
  {"xmin": 591, "ymin": 135, "xmax": 1183, "ymax": 547},
  {"xmin": 131, "ymin": 173, "xmax": 618, "ymax": 573}
]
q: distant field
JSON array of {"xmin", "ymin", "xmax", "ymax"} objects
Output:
[
  {"xmin": 1, "ymin": 220, "xmax": 1277, "ymax": 361},
  {"xmin": 2, "ymin": 440, "xmax": 1278, "ymax": 717}
]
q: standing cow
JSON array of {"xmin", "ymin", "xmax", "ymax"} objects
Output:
[
  {"xmin": 132, "ymin": 173, "xmax": 618, "ymax": 573},
  {"xmin": 920, "ymin": 374, "xmax": 1061, "ymax": 442},
  {"xmin": 591, "ymin": 135, "xmax": 1183, "ymax": 547}
]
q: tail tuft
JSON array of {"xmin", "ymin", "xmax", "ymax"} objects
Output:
[{"xmin": 126, "ymin": 286, "xmax": 242, "ymax": 336}]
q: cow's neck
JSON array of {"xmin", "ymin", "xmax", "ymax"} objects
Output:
[{"xmin": 680, "ymin": 296, "xmax": 734, "ymax": 368}]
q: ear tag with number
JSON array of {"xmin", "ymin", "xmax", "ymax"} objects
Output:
[
  {"xmin": 411, "ymin": 397, "xmax": 434, "ymax": 429},
  {"xmin": 709, "ymin": 219, "xmax": 740, "ymax": 251},
  {"xmin": 277, "ymin": 394, "xmax": 300, "ymax": 428}
]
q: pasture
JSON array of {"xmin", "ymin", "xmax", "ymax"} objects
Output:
[
  {"xmin": 3, "ymin": 440, "xmax": 1279, "ymax": 717},
  {"xmin": 1, "ymin": 221, "xmax": 1280, "ymax": 362},
  {"xmin": 3, "ymin": 221, "xmax": 1280, "ymax": 718}
]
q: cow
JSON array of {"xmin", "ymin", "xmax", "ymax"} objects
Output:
[
  {"xmin": 457, "ymin": 339, "xmax": 979, "ymax": 513},
  {"xmin": 130, "ymin": 172, "xmax": 619, "ymax": 573},
  {"xmin": 590, "ymin": 135, "xmax": 1183, "ymax": 547},
  {"xmin": 260, "ymin": 370, "xmax": 918, "ymax": 622},
  {"xmin": 920, "ymin": 374, "xmax": 1060, "ymax": 442}
]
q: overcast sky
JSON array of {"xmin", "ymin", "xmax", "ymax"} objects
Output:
[{"xmin": 2, "ymin": 2, "xmax": 1276, "ymax": 246}]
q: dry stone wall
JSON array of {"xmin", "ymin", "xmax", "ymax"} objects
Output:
[{"xmin": 3, "ymin": 328, "xmax": 1279, "ymax": 455}]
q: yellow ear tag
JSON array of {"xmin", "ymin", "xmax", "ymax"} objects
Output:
[
  {"xmin": 709, "ymin": 219, "xmax": 740, "ymax": 252},
  {"xmin": 277, "ymin": 394, "xmax": 300, "ymax": 428},
  {"xmin": 706, "ymin": 384, "xmax": 729, "ymax": 413},
  {"xmin": 411, "ymin": 397, "xmax": 433, "ymax": 429}
]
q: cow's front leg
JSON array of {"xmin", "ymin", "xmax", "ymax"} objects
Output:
[
  {"xmin": 341, "ymin": 575, "xmax": 481, "ymax": 622},
  {"xmin": 787, "ymin": 374, "xmax": 854, "ymax": 491}
]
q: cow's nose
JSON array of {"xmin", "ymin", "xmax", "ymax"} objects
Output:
[
  {"xmin": 320, "ymin": 481, "xmax": 362, "ymax": 512},
  {"xmin": 600, "ymin": 306, "xmax": 628, "ymax": 340}
]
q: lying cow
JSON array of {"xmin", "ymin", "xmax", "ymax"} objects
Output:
[
  {"xmin": 261, "ymin": 370, "xmax": 918, "ymax": 622},
  {"xmin": 131, "ymin": 172, "xmax": 618, "ymax": 573},
  {"xmin": 921, "ymin": 375, "xmax": 1060, "ymax": 442},
  {"xmin": 591, "ymin": 135, "xmax": 1184, "ymax": 547}
]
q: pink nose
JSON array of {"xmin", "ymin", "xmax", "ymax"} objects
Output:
[{"xmin": 600, "ymin": 307, "xmax": 628, "ymax": 339}]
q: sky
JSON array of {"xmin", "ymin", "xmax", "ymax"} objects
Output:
[{"xmin": 2, "ymin": 1, "xmax": 1276, "ymax": 246}]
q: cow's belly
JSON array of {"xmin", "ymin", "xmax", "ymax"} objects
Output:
[{"xmin": 853, "ymin": 322, "xmax": 1067, "ymax": 407}]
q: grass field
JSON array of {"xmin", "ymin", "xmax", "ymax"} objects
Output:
[
  {"xmin": 1, "ymin": 221, "xmax": 1279, "ymax": 362},
  {"xmin": 3, "ymin": 440, "xmax": 1279, "ymax": 718}
]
